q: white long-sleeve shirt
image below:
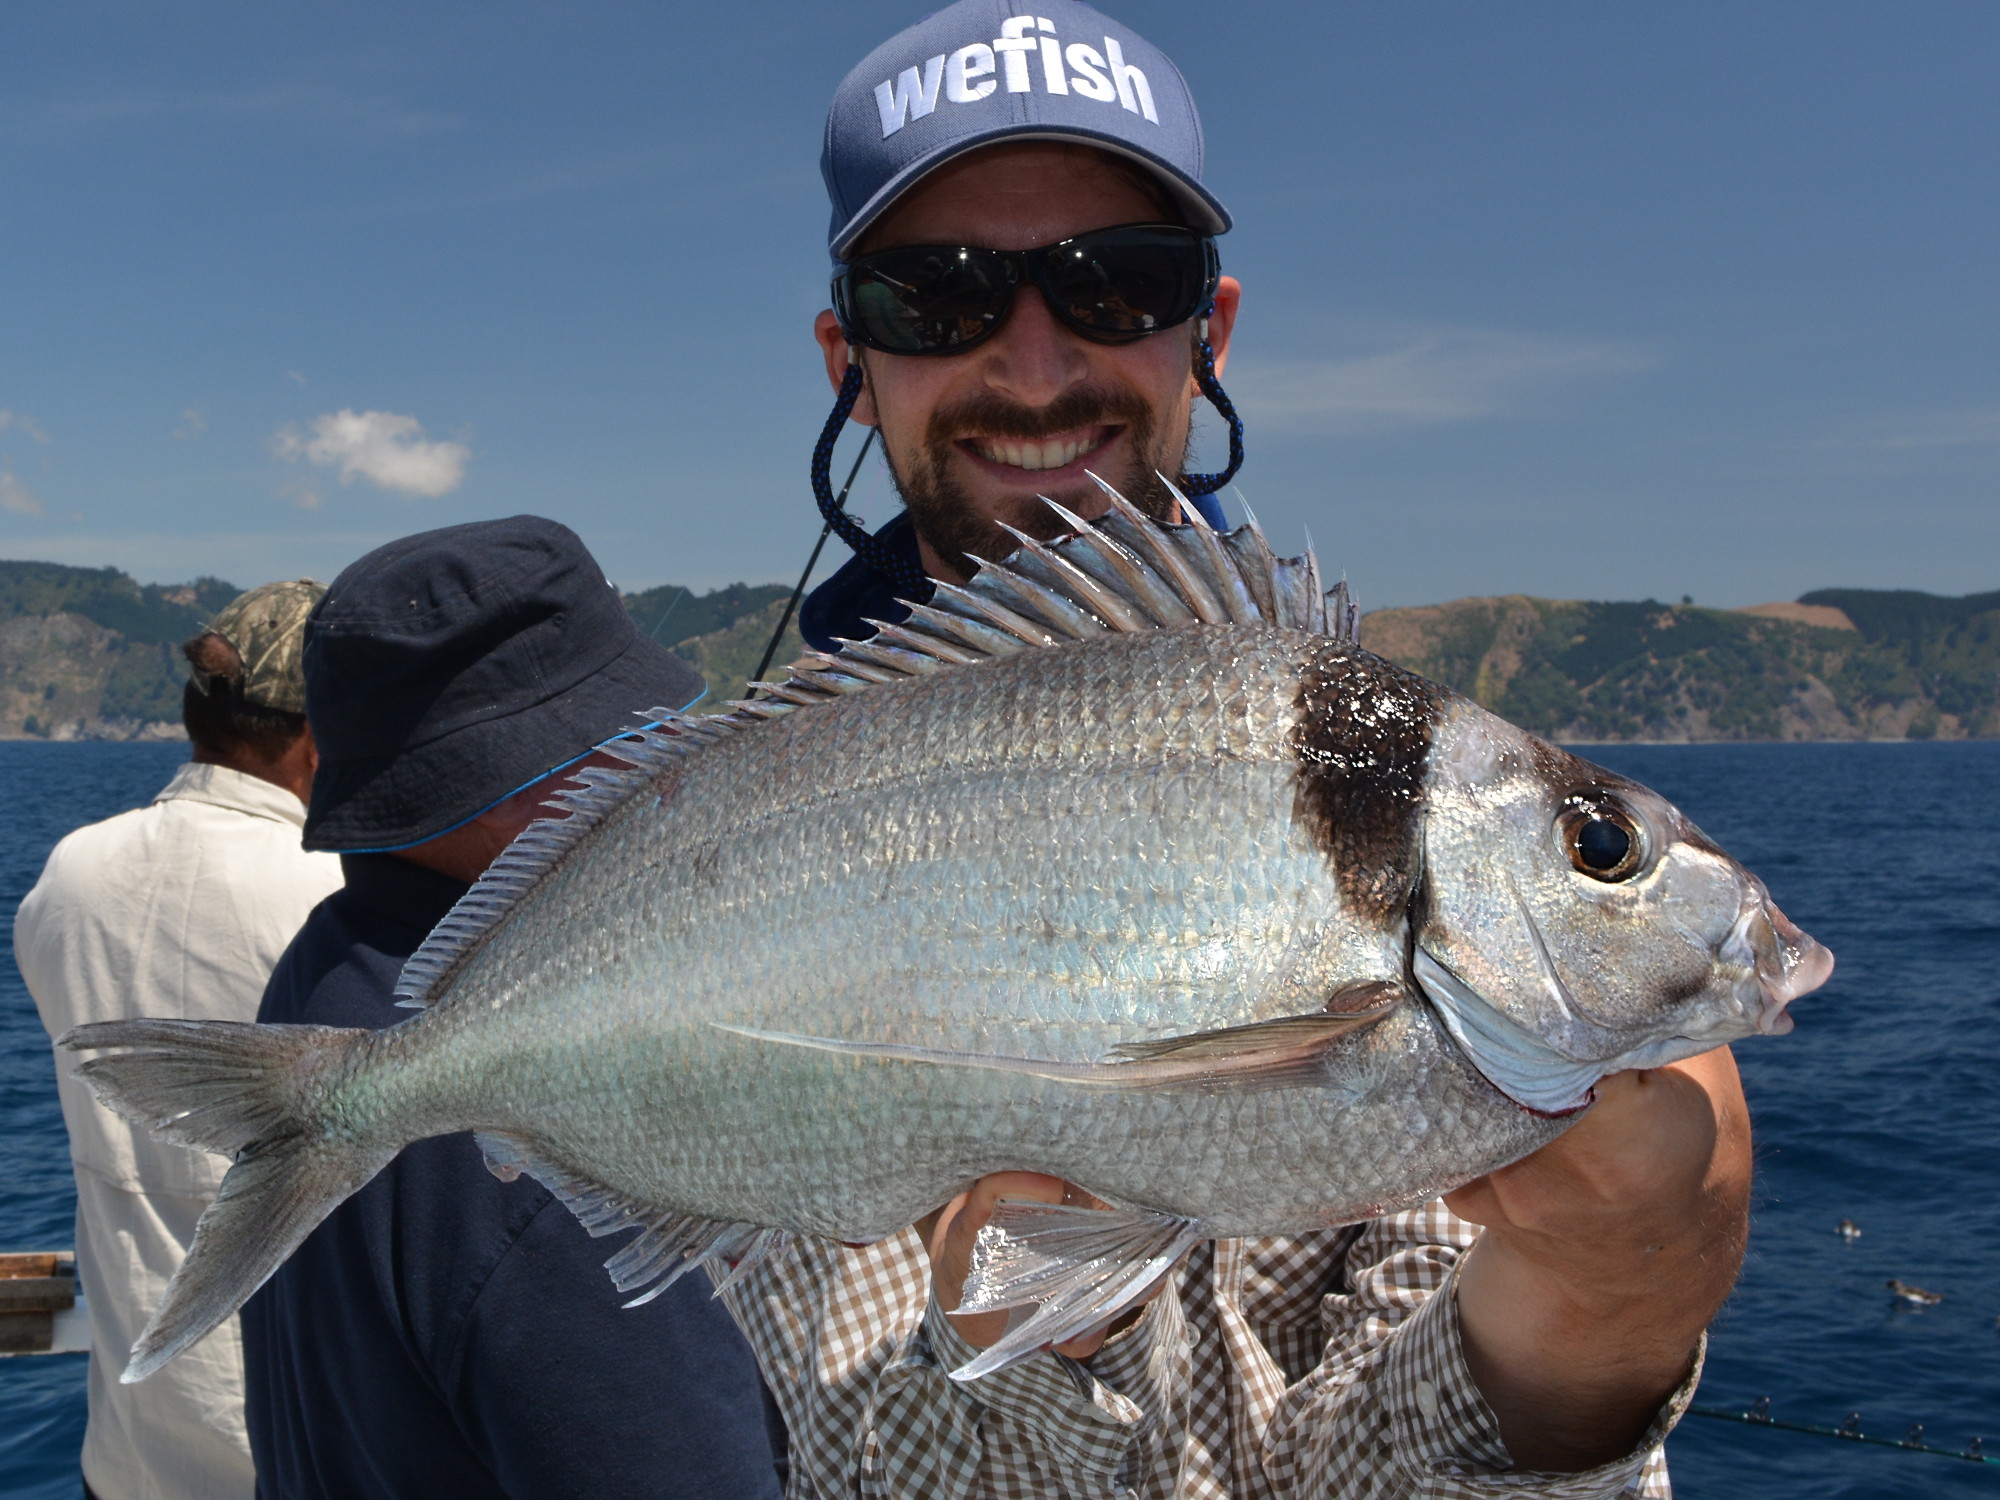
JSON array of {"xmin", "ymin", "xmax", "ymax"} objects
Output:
[{"xmin": 15, "ymin": 761, "xmax": 343, "ymax": 1500}]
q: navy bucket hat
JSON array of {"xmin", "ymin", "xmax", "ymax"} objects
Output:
[
  {"xmin": 823, "ymin": 0, "xmax": 1230, "ymax": 261},
  {"xmin": 301, "ymin": 516, "xmax": 705, "ymax": 853}
]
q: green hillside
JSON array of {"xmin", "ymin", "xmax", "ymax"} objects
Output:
[
  {"xmin": 620, "ymin": 583, "xmax": 805, "ymax": 707},
  {"xmin": 2, "ymin": 552, "xmax": 1990, "ymax": 742},
  {"xmin": 1359, "ymin": 591, "xmax": 2000, "ymax": 741},
  {"xmin": 0, "ymin": 562, "xmax": 241, "ymax": 738},
  {"xmin": 624, "ymin": 581, "xmax": 791, "ymax": 648},
  {"xmin": 0, "ymin": 560, "xmax": 806, "ymax": 739}
]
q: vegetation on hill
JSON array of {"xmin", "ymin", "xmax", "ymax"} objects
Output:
[
  {"xmin": 0, "ymin": 562, "xmax": 238, "ymax": 643},
  {"xmin": 1359, "ymin": 590, "xmax": 2000, "ymax": 741},
  {"xmin": 623, "ymin": 582, "xmax": 791, "ymax": 650},
  {"xmin": 2, "ymin": 554, "xmax": 1991, "ymax": 743},
  {"xmin": 0, "ymin": 562, "xmax": 242, "ymax": 739},
  {"xmin": 657, "ymin": 599, "xmax": 808, "ymax": 709},
  {"xmin": 0, "ymin": 560, "xmax": 811, "ymax": 739},
  {"xmin": 618, "ymin": 583, "xmax": 804, "ymax": 708}
]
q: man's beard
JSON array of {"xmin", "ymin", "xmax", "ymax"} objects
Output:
[{"xmin": 885, "ymin": 384, "xmax": 1192, "ymax": 579}]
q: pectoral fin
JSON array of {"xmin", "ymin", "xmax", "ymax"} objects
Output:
[
  {"xmin": 949, "ymin": 1198, "xmax": 1205, "ymax": 1381},
  {"xmin": 711, "ymin": 985, "xmax": 1399, "ymax": 1095}
]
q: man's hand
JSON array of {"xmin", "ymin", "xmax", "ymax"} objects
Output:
[
  {"xmin": 918, "ymin": 1173, "xmax": 1155, "ymax": 1360},
  {"xmin": 1446, "ymin": 1046, "xmax": 1752, "ymax": 1472}
]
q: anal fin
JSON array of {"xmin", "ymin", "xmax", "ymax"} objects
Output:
[
  {"xmin": 949, "ymin": 1198, "xmax": 1205, "ymax": 1381},
  {"xmin": 474, "ymin": 1131, "xmax": 772, "ymax": 1306}
]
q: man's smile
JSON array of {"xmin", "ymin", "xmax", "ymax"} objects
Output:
[{"xmin": 959, "ymin": 424, "xmax": 1120, "ymax": 477}]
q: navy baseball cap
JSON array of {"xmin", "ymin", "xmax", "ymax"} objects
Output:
[{"xmin": 823, "ymin": 0, "xmax": 1231, "ymax": 260}]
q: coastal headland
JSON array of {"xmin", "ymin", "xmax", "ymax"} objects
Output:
[{"xmin": 1, "ymin": 558, "xmax": 1992, "ymax": 743}]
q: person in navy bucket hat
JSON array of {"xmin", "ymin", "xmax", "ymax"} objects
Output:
[
  {"xmin": 717, "ymin": 8, "xmax": 1764, "ymax": 1497},
  {"xmin": 239, "ymin": 517, "xmax": 787, "ymax": 1500}
]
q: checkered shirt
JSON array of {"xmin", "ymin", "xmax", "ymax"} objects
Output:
[{"xmin": 721, "ymin": 1199, "xmax": 1697, "ymax": 1498}]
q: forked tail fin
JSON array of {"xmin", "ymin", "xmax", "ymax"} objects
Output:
[{"xmin": 60, "ymin": 1018, "xmax": 388, "ymax": 1382}]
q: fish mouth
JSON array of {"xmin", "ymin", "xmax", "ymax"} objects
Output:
[{"xmin": 1723, "ymin": 897, "xmax": 1835, "ymax": 1036}]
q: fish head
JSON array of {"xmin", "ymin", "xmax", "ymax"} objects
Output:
[{"xmin": 1410, "ymin": 701, "xmax": 1833, "ymax": 1114}]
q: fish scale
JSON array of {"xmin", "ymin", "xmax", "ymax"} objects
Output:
[{"xmin": 62, "ymin": 489, "xmax": 1832, "ymax": 1383}]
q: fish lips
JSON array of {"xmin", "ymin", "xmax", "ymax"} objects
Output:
[{"xmin": 1722, "ymin": 898, "xmax": 1836, "ymax": 1037}]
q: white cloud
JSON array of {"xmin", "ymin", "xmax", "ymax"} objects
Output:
[
  {"xmin": 0, "ymin": 470, "xmax": 45, "ymax": 516},
  {"xmin": 272, "ymin": 409, "xmax": 469, "ymax": 498},
  {"xmin": 0, "ymin": 409, "xmax": 51, "ymax": 443},
  {"xmin": 174, "ymin": 407, "xmax": 206, "ymax": 439},
  {"xmin": 1226, "ymin": 326, "xmax": 1652, "ymax": 436}
]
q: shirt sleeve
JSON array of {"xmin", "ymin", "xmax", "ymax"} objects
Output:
[
  {"xmin": 722, "ymin": 1229, "xmax": 1184, "ymax": 1499},
  {"xmin": 1258, "ymin": 1202, "xmax": 1697, "ymax": 1500},
  {"xmin": 439, "ymin": 1170, "xmax": 787, "ymax": 1500}
]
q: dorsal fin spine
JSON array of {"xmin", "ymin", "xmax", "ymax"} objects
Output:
[
  {"xmin": 1160, "ymin": 475, "xmax": 1262, "ymax": 625},
  {"xmin": 900, "ymin": 601, "xmax": 1030, "ymax": 658},
  {"xmin": 996, "ymin": 523, "xmax": 1152, "ymax": 634},
  {"xmin": 1039, "ymin": 498, "xmax": 1194, "ymax": 628},
  {"xmin": 927, "ymin": 580, "xmax": 1059, "ymax": 648},
  {"xmin": 963, "ymin": 561, "xmax": 1106, "ymax": 641},
  {"xmin": 1087, "ymin": 481, "xmax": 1230, "ymax": 625},
  {"xmin": 1224, "ymin": 520, "xmax": 1283, "ymax": 623}
]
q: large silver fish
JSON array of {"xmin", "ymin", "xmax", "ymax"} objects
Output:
[{"xmin": 67, "ymin": 487, "xmax": 1832, "ymax": 1383}]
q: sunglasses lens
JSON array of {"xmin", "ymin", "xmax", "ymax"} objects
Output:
[
  {"xmin": 1043, "ymin": 228, "xmax": 1210, "ymax": 338},
  {"xmin": 846, "ymin": 249, "xmax": 1013, "ymax": 353},
  {"xmin": 841, "ymin": 228, "xmax": 1214, "ymax": 353}
]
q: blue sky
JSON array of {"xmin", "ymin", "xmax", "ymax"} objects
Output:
[{"xmin": 1, "ymin": 1, "xmax": 1994, "ymax": 610}]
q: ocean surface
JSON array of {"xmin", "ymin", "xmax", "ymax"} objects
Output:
[{"xmin": 1, "ymin": 739, "xmax": 1995, "ymax": 1498}]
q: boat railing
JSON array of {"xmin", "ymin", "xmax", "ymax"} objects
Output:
[{"xmin": 0, "ymin": 1251, "xmax": 88, "ymax": 1357}]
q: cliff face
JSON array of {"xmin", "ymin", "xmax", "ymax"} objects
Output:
[
  {"xmin": 0, "ymin": 564, "xmax": 241, "ymax": 740},
  {"xmin": 1358, "ymin": 591, "xmax": 2000, "ymax": 741}
]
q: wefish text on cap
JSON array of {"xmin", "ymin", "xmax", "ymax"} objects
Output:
[
  {"xmin": 874, "ymin": 18, "xmax": 1160, "ymax": 134},
  {"xmin": 823, "ymin": 0, "xmax": 1230, "ymax": 260}
]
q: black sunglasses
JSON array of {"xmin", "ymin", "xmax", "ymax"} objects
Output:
[{"xmin": 834, "ymin": 223, "xmax": 1219, "ymax": 356}]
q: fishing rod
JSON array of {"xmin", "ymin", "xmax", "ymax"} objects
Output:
[
  {"xmin": 1687, "ymin": 1397, "xmax": 1996, "ymax": 1467},
  {"xmin": 751, "ymin": 426, "xmax": 878, "ymax": 691}
]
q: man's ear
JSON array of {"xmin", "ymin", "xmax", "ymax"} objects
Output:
[
  {"xmin": 1205, "ymin": 276, "xmax": 1241, "ymax": 380},
  {"xmin": 814, "ymin": 310, "xmax": 879, "ymax": 427}
]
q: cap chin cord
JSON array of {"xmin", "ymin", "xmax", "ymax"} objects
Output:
[
  {"xmin": 1181, "ymin": 317, "xmax": 1244, "ymax": 498},
  {"xmin": 812, "ymin": 358, "xmax": 930, "ymax": 600},
  {"xmin": 814, "ymin": 323, "xmax": 1245, "ymax": 589}
]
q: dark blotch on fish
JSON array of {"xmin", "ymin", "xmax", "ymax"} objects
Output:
[{"xmin": 1290, "ymin": 643, "xmax": 1443, "ymax": 923}]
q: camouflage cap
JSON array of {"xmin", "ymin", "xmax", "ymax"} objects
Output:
[{"xmin": 200, "ymin": 579, "xmax": 326, "ymax": 715}]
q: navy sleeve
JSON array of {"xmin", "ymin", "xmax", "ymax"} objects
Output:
[
  {"xmin": 446, "ymin": 1187, "xmax": 786, "ymax": 1500},
  {"xmin": 245, "ymin": 866, "xmax": 787, "ymax": 1500}
]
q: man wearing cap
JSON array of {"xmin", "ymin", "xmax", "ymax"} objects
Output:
[
  {"xmin": 237, "ymin": 517, "xmax": 786, "ymax": 1500},
  {"xmin": 18, "ymin": 581, "xmax": 344, "ymax": 1500},
  {"xmin": 719, "ymin": 4, "xmax": 1746, "ymax": 1495}
]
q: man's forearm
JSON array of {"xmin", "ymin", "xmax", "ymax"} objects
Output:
[{"xmin": 1448, "ymin": 1050, "xmax": 1751, "ymax": 1470}]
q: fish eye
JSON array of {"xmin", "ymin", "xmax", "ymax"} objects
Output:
[{"xmin": 1558, "ymin": 798, "xmax": 1645, "ymax": 882}]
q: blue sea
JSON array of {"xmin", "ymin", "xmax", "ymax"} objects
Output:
[{"xmin": 1, "ymin": 739, "xmax": 1995, "ymax": 1498}]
